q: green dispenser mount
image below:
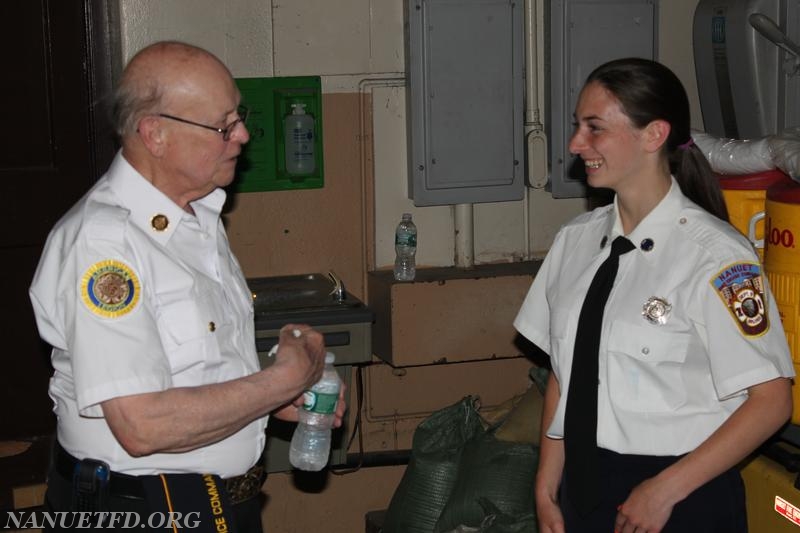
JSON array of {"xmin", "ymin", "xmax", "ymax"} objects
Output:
[{"xmin": 233, "ymin": 76, "xmax": 323, "ymax": 193}]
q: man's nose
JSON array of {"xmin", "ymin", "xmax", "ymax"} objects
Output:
[{"xmin": 231, "ymin": 121, "xmax": 250, "ymax": 144}]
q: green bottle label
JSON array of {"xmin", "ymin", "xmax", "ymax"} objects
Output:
[{"xmin": 302, "ymin": 391, "xmax": 339, "ymax": 415}]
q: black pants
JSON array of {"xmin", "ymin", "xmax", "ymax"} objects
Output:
[
  {"xmin": 559, "ymin": 448, "xmax": 747, "ymax": 533},
  {"xmin": 43, "ymin": 461, "xmax": 265, "ymax": 533}
]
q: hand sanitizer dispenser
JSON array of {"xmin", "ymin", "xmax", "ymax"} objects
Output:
[{"xmin": 284, "ymin": 103, "xmax": 316, "ymax": 176}]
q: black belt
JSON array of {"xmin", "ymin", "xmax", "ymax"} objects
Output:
[{"xmin": 54, "ymin": 442, "xmax": 266, "ymax": 504}]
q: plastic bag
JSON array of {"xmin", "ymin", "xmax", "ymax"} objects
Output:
[
  {"xmin": 768, "ymin": 126, "xmax": 800, "ymax": 181},
  {"xmin": 692, "ymin": 130, "xmax": 774, "ymax": 175}
]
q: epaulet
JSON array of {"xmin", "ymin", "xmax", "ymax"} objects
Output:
[
  {"xmin": 83, "ymin": 200, "xmax": 131, "ymax": 243},
  {"xmin": 677, "ymin": 205, "xmax": 756, "ymax": 264}
]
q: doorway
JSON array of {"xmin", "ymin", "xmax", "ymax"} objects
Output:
[{"xmin": 0, "ymin": 0, "xmax": 117, "ymax": 468}]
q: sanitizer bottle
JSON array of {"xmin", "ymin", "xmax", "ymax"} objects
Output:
[{"xmin": 284, "ymin": 103, "xmax": 315, "ymax": 176}]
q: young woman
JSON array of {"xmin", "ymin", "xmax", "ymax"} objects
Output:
[{"xmin": 514, "ymin": 58, "xmax": 794, "ymax": 533}]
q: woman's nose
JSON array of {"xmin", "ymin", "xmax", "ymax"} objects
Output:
[{"xmin": 568, "ymin": 129, "xmax": 584, "ymax": 155}]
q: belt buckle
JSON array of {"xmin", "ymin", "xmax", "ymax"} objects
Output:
[{"xmin": 225, "ymin": 464, "xmax": 265, "ymax": 505}]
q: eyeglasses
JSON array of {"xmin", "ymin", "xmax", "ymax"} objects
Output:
[{"xmin": 158, "ymin": 105, "xmax": 249, "ymax": 141}]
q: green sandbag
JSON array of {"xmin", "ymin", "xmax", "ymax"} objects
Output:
[
  {"xmin": 434, "ymin": 432, "xmax": 539, "ymax": 533},
  {"xmin": 382, "ymin": 396, "xmax": 485, "ymax": 533}
]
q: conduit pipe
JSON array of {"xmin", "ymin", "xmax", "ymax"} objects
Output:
[
  {"xmin": 357, "ymin": 76, "xmax": 406, "ymax": 294},
  {"xmin": 523, "ymin": 0, "xmax": 548, "ymax": 260},
  {"xmin": 524, "ymin": 0, "xmax": 548, "ymax": 188}
]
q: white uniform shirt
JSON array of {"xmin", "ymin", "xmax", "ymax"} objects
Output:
[
  {"xmin": 29, "ymin": 152, "xmax": 267, "ymax": 477},
  {"xmin": 514, "ymin": 178, "xmax": 794, "ymax": 455}
]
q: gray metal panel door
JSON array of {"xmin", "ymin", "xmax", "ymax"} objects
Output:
[
  {"xmin": 406, "ymin": 0, "xmax": 525, "ymax": 206},
  {"xmin": 549, "ymin": 0, "xmax": 658, "ymax": 198}
]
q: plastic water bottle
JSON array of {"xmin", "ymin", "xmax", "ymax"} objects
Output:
[
  {"xmin": 289, "ymin": 352, "xmax": 341, "ymax": 471},
  {"xmin": 394, "ymin": 213, "xmax": 417, "ymax": 281}
]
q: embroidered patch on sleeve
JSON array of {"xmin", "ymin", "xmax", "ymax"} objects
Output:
[
  {"xmin": 711, "ymin": 262, "xmax": 769, "ymax": 337},
  {"xmin": 81, "ymin": 260, "xmax": 141, "ymax": 318}
]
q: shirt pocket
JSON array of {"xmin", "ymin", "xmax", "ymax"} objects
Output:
[
  {"xmin": 156, "ymin": 299, "xmax": 220, "ymax": 376},
  {"xmin": 606, "ymin": 320, "xmax": 690, "ymax": 413}
]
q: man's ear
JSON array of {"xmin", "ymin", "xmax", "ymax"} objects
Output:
[
  {"xmin": 136, "ymin": 116, "xmax": 167, "ymax": 157},
  {"xmin": 643, "ymin": 119, "xmax": 671, "ymax": 153}
]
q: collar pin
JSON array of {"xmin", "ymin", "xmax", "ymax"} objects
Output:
[{"xmin": 151, "ymin": 214, "xmax": 169, "ymax": 232}]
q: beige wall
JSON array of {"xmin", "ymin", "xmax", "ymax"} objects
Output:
[{"xmin": 116, "ymin": 0, "xmax": 702, "ymax": 530}]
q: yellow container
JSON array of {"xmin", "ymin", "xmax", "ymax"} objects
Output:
[
  {"xmin": 740, "ymin": 443, "xmax": 800, "ymax": 532},
  {"xmin": 764, "ymin": 179, "xmax": 800, "ymax": 424},
  {"xmin": 719, "ymin": 170, "xmax": 792, "ymax": 263}
]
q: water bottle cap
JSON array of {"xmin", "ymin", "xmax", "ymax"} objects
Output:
[
  {"xmin": 325, "ymin": 352, "xmax": 336, "ymax": 364},
  {"xmin": 402, "ymin": 213, "xmax": 412, "ymax": 221}
]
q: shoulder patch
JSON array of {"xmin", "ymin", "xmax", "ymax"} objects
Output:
[
  {"xmin": 81, "ymin": 260, "xmax": 141, "ymax": 318},
  {"xmin": 710, "ymin": 262, "xmax": 769, "ymax": 337}
]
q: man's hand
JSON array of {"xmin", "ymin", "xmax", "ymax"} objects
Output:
[{"xmin": 271, "ymin": 324, "xmax": 326, "ymax": 393}]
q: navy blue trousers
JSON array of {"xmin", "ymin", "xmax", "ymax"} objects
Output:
[{"xmin": 559, "ymin": 448, "xmax": 747, "ymax": 533}]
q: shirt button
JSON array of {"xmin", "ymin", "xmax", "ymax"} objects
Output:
[
  {"xmin": 209, "ymin": 321, "xmax": 216, "ymax": 332},
  {"xmin": 641, "ymin": 347, "xmax": 650, "ymax": 355},
  {"xmin": 679, "ymin": 217, "xmax": 687, "ymax": 225}
]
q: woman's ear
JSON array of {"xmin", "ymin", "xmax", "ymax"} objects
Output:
[
  {"xmin": 643, "ymin": 119, "xmax": 671, "ymax": 153},
  {"xmin": 136, "ymin": 116, "xmax": 167, "ymax": 157}
]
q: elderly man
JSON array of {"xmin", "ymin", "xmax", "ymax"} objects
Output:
[{"xmin": 29, "ymin": 41, "xmax": 341, "ymax": 532}]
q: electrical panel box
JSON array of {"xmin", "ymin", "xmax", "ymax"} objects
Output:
[
  {"xmin": 234, "ymin": 76, "xmax": 323, "ymax": 193},
  {"xmin": 694, "ymin": 0, "xmax": 800, "ymax": 139},
  {"xmin": 548, "ymin": 0, "xmax": 658, "ymax": 198},
  {"xmin": 405, "ymin": 0, "xmax": 525, "ymax": 206}
]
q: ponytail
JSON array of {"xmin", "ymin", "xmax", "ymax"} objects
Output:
[{"xmin": 669, "ymin": 141, "xmax": 729, "ymax": 223}]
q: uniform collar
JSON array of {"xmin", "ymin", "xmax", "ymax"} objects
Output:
[
  {"xmin": 600, "ymin": 176, "xmax": 686, "ymax": 261},
  {"xmin": 106, "ymin": 151, "xmax": 227, "ymax": 245}
]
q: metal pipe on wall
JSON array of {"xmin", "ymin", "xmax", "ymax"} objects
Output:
[
  {"xmin": 358, "ymin": 76, "xmax": 406, "ymax": 293},
  {"xmin": 523, "ymin": 0, "xmax": 548, "ymax": 260},
  {"xmin": 524, "ymin": 0, "xmax": 548, "ymax": 192}
]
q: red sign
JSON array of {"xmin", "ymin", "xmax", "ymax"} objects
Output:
[{"xmin": 775, "ymin": 495, "xmax": 800, "ymax": 527}]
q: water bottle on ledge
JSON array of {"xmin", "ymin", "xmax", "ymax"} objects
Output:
[
  {"xmin": 394, "ymin": 213, "xmax": 417, "ymax": 281},
  {"xmin": 289, "ymin": 352, "xmax": 341, "ymax": 471}
]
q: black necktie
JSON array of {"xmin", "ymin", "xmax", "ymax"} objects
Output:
[{"xmin": 564, "ymin": 236, "xmax": 636, "ymax": 516}]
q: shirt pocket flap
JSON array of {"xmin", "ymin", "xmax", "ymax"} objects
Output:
[{"xmin": 608, "ymin": 320, "xmax": 689, "ymax": 363}]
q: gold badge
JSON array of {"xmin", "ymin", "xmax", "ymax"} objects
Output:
[
  {"xmin": 151, "ymin": 214, "xmax": 169, "ymax": 232},
  {"xmin": 642, "ymin": 297, "xmax": 671, "ymax": 325},
  {"xmin": 711, "ymin": 262, "xmax": 769, "ymax": 337},
  {"xmin": 81, "ymin": 260, "xmax": 141, "ymax": 318}
]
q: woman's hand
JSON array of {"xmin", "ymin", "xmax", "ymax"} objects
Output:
[
  {"xmin": 614, "ymin": 475, "xmax": 677, "ymax": 533},
  {"xmin": 536, "ymin": 492, "xmax": 566, "ymax": 533}
]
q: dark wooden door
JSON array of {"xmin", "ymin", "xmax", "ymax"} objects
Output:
[{"xmin": 0, "ymin": 0, "xmax": 116, "ymax": 441}]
